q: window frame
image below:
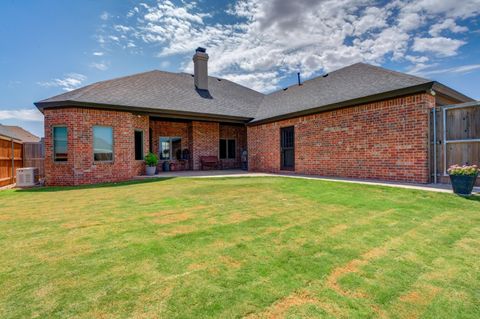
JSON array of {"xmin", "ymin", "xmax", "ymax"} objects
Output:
[
  {"xmin": 134, "ymin": 129, "xmax": 144, "ymax": 161},
  {"xmin": 159, "ymin": 136, "xmax": 182, "ymax": 160},
  {"xmin": 280, "ymin": 126, "xmax": 295, "ymax": 171},
  {"xmin": 219, "ymin": 138, "xmax": 236, "ymax": 160},
  {"xmin": 93, "ymin": 125, "xmax": 114, "ymax": 163},
  {"xmin": 52, "ymin": 125, "xmax": 68, "ymax": 163}
]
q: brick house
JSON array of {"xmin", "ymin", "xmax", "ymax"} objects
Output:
[{"xmin": 35, "ymin": 48, "xmax": 473, "ymax": 186}]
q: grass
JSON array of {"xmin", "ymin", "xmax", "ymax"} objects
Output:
[{"xmin": 0, "ymin": 177, "xmax": 479, "ymax": 318}]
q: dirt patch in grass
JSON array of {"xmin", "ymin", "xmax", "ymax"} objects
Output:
[
  {"xmin": 247, "ymin": 291, "xmax": 345, "ymax": 319},
  {"xmin": 219, "ymin": 255, "xmax": 242, "ymax": 269},
  {"xmin": 394, "ymin": 285, "xmax": 441, "ymax": 319},
  {"xmin": 152, "ymin": 212, "xmax": 192, "ymax": 225},
  {"xmin": 187, "ymin": 261, "xmax": 209, "ymax": 271},
  {"xmin": 326, "ymin": 236, "xmax": 403, "ymax": 298},
  {"xmin": 328, "ymin": 224, "xmax": 348, "ymax": 235},
  {"xmin": 326, "ymin": 213, "xmax": 453, "ymax": 298},
  {"xmin": 61, "ymin": 221, "xmax": 103, "ymax": 229},
  {"xmin": 161, "ymin": 225, "xmax": 198, "ymax": 236}
]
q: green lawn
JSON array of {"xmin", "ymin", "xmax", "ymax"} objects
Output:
[{"xmin": 0, "ymin": 177, "xmax": 479, "ymax": 319}]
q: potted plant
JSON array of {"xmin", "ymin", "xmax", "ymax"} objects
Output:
[
  {"xmin": 144, "ymin": 152, "xmax": 158, "ymax": 176},
  {"xmin": 447, "ymin": 164, "xmax": 478, "ymax": 196}
]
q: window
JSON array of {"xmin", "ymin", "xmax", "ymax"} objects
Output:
[
  {"xmin": 93, "ymin": 126, "xmax": 113, "ymax": 161},
  {"xmin": 134, "ymin": 130, "xmax": 144, "ymax": 160},
  {"xmin": 159, "ymin": 137, "xmax": 182, "ymax": 160},
  {"xmin": 53, "ymin": 126, "xmax": 68, "ymax": 161},
  {"xmin": 280, "ymin": 126, "xmax": 294, "ymax": 170},
  {"xmin": 219, "ymin": 139, "xmax": 236, "ymax": 159}
]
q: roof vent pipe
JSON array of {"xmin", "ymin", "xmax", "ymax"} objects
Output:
[
  {"xmin": 297, "ymin": 72, "xmax": 302, "ymax": 86},
  {"xmin": 193, "ymin": 47, "xmax": 209, "ymax": 90}
]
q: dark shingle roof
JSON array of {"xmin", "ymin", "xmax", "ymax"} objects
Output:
[
  {"xmin": 35, "ymin": 63, "xmax": 473, "ymax": 123},
  {"xmin": 253, "ymin": 63, "xmax": 435, "ymax": 122},
  {"xmin": 35, "ymin": 70, "xmax": 264, "ymax": 120}
]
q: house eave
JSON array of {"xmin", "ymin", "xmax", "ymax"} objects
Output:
[
  {"xmin": 247, "ymin": 83, "xmax": 437, "ymax": 126},
  {"xmin": 431, "ymin": 82, "xmax": 475, "ymax": 104},
  {"xmin": 34, "ymin": 101, "xmax": 253, "ymax": 124}
]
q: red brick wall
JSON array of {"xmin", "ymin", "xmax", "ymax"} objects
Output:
[
  {"xmin": 44, "ymin": 108, "xmax": 149, "ymax": 186},
  {"xmin": 248, "ymin": 93, "xmax": 436, "ymax": 183},
  {"xmin": 44, "ymin": 109, "xmax": 76, "ymax": 186},
  {"xmin": 132, "ymin": 115, "xmax": 150, "ymax": 176},
  {"xmin": 190, "ymin": 121, "xmax": 219, "ymax": 170},
  {"xmin": 219, "ymin": 124, "xmax": 247, "ymax": 169}
]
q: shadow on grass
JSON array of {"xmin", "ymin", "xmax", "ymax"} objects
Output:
[
  {"xmin": 15, "ymin": 177, "xmax": 176, "ymax": 193},
  {"xmin": 463, "ymin": 194, "xmax": 480, "ymax": 202}
]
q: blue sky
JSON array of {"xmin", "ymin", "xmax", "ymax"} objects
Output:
[{"xmin": 1, "ymin": 0, "xmax": 479, "ymax": 137}]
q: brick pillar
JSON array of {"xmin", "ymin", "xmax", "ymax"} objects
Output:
[{"xmin": 190, "ymin": 121, "xmax": 219, "ymax": 170}]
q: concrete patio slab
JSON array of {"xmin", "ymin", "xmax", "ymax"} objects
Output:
[{"xmin": 134, "ymin": 170, "xmax": 480, "ymax": 195}]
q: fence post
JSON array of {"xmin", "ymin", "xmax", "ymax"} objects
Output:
[
  {"xmin": 11, "ymin": 138, "xmax": 14, "ymax": 184},
  {"xmin": 432, "ymin": 107, "xmax": 437, "ymax": 184}
]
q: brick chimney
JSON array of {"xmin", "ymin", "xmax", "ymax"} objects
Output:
[{"xmin": 193, "ymin": 47, "xmax": 209, "ymax": 90}]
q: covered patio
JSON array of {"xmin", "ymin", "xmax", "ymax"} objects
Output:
[{"xmin": 147, "ymin": 117, "xmax": 247, "ymax": 173}]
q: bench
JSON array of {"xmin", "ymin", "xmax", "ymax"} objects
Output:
[{"xmin": 200, "ymin": 156, "xmax": 222, "ymax": 170}]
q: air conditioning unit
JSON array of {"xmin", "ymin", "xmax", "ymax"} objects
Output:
[{"xmin": 16, "ymin": 167, "xmax": 39, "ymax": 187}]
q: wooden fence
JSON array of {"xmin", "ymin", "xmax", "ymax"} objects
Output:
[
  {"xmin": 23, "ymin": 142, "xmax": 45, "ymax": 178},
  {"xmin": 0, "ymin": 136, "xmax": 23, "ymax": 187},
  {"xmin": 431, "ymin": 101, "xmax": 480, "ymax": 185}
]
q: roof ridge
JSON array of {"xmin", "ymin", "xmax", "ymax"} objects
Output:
[
  {"xmin": 357, "ymin": 62, "xmax": 431, "ymax": 83},
  {"xmin": 265, "ymin": 62, "xmax": 366, "ymax": 96}
]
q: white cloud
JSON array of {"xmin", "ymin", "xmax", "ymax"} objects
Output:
[
  {"xmin": 221, "ymin": 71, "xmax": 282, "ymax": 92},
  {"xmin": 352, "ymin": 7, "xmax": 388, "ymax": 36},
  {"xmin": 0, "ymin": 109, "xmax": 43, "ymax": 121},
  {"xmin": 89, "ymin": 62, "xmax": 109, "ymax": 71},
  {"xmin": 93, "ymin": 51, "xmax": 104, "ymax": 56},
  {"xmin": 412, "ymin": 37, "xmax": 466, "ymax": 57},
  {"xmin": 400, "ymin": 0, "xmax": 480, "ymax": 19},
  {"xmin": 103, "ymin": 0, "xmax": 479, "ymax": 92},
  {"xmin": 411, "ymin": 63, "xmax": 480, "ymax": 76},
  {"xmin": 429, "ymin": 19, "xmax": 468, "ymax": 36},
  {"xmin": 37, "ymin": 73, "xmax": 87, "ymax": 91},
  {"xmin": 405, "ymin": 55, "xmax": 429, "ymax": 64},
  {"xmin": 114, "ymin": 25, "xmax": 131, "ymax": 32},
  {"xmin": 100, "ymin": 12, "xmax": 110, "ymax": 21},
  {"xmin": 397, "ymin": 12, "xmax": 424, "ymax": 32}
]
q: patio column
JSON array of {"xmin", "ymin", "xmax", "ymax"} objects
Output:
[{"xmin": 189, "ymin": 121, "xmax": 219, "ymax": 170}]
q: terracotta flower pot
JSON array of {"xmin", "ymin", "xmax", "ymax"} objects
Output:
[{"xmin": 449, "ymin": 174, "xmax": 478, "ymax": 196}]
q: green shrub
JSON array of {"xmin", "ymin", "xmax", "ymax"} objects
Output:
[{"xmin": 145, "ymin": 152, "xmax": 158, "ymax": 167}]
